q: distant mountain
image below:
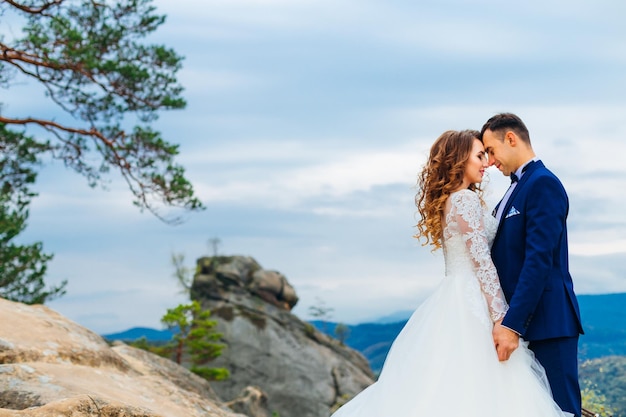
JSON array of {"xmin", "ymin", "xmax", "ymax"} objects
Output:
[
  {"xmin": 103, "ymin": 326, "xmax": 174, "ymax": 342},
  {"xmin": 104, "ymin": 293, "xmax": 626, "ymax": 374},
  {"xmin": 370, "ymin": 310, "xmax": 413, "ymax": 324},
  {"xmin": 577, "ymin": 293, "xmax": 626, "ymax": 359},
  {"xmin": 312, "ymin": 292, "xmax": 626, "ymax": 373},
  {"xmin": 310, "ymin": 320, "xmax": 406, "ymax": 372}
]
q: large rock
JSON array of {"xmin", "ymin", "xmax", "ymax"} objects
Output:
[
  {"xmin": 0, "ymin": 298, "xmax": 245, "ymax": 417},
  {"xmin": 191, "ymin": 256, "xmax": 375, "ymax": 417},
  {"xmin": 193, "ymin": 256, "xmax": 299, "ymax": 311}
]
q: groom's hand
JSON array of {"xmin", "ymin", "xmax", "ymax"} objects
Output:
[{"xmin": 493, "ymin": 320, "xmax": 520, "ymax": 361}]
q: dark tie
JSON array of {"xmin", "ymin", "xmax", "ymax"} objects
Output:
[{"xmin": 510, "ymin": 161, "xmax": 535, "ymax": 184}]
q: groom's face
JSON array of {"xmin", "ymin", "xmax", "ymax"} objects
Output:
[{"xmin": 482, "ymin": 129, "xmax": 515, "ymax": 176}]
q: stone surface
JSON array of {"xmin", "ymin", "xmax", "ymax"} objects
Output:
[
  {"xmin": 0, "ymin": 298, "xmax": 246, "ymax": 417},
  {"xmin": 225, "ymin": 386, "xmax": 269, "ymax": 417},
  {"xmin": 190, "ymin": 256, "xmax": 375, "ymax": 417},
  {"xmin": 192, "ymin": 256, "xmax": 299, "ymax": 311}
]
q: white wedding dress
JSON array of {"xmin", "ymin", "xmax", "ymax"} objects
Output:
[{"xmin": 332, "ymin": 189, "xmax": 566, "ymax": 417}]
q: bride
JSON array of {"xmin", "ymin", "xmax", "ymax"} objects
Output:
[{"xmin": 331, "ymin": 130, "xmax": 567, "ymax": 417}]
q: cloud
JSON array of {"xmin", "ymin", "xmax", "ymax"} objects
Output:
[
  {"xmin": 4, "ymin": 0, "xmax": 626, "ymax": 334},
  {"xmin": 179, "ymin": 68, "xmax": 262, "ymax": 93},
  {"xmin": 571, "ymin": 240, "xmax": 626, "ymax": 257},
  {"xmin": 154, "ymin": 0, "xmax": 363, "ymax": 41},
  {"xmin": 570, "ymin": 253, "xmax": 626, "ymax": 295}
]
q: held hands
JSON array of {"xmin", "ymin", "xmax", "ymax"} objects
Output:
[{"xmin": 492, "ymin": 320, "xmax": 520, "ymax": 361}]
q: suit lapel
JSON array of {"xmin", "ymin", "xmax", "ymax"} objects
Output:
[{"xmin": 495, "ymin": 160, "xmax": 543, "ymax": 236}]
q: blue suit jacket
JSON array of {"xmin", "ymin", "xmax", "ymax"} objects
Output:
[{"xmin": 491, "ymin": 160, "xmax": 583, "ymax": 341}]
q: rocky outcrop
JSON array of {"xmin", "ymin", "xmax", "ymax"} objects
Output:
[
  {"xmin": 191, "ymin": 256, "xmax": 375, "ymax": 417},
  {"xmin": 193, "ymin": 256, "xmax": 298, "ymax": 311},
  {"xmin": 225, "ymin": 386, "xmax": 269, "ymax": 417},
  {"xmin": 0, "ymin": 298, "xmax": 251, "ymax": 417}
]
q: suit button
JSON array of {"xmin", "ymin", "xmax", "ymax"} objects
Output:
[{"xmin": 524, "ymin": 315, "xmax": 533, "ymax": 328}]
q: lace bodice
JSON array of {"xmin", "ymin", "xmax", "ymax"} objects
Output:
[{"xmin": 443, "ymin": 189, "xmax": 508, "ymax": 322}]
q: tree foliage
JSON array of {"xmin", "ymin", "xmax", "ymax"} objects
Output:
[
  {"xmin": 170, "ymin": 251, "xmax": 192, "ymax": 295},
  {"xmin": 0, "ymin": 0, "xmax": 203, "ymax": 222},
  {"xmin": 308, "ymin": 297, "xmax": 334, "ymax": 321},
  {"xmin": 0, "ymin": 124, "xmax": 66, "ymax": 303},
  {"xmin": 582, "ymin": 379, "xmax": 616, "ymax": 417},
  {"xmin": 580, "ymin": 357, "xmax": 625, "ymax": 417},
  {"xmin": 161, "ymin": 300, "xmax": 229, "ymax": 381},
  {"xmin": 334, "ymin": 322, "xmax": 350, "ymax": 345},
  {"xmin": 1, "ymin": 0, "xmax": 203, "ymax": 302},
  {"xmin": 308, "ymin": 296, "xmax": 334, "ymax": 333},
  {"xmin": 127, "ymin": 336, "xmax": 172, "ymax": 358}
]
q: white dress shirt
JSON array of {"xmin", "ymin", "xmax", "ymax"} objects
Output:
[{"xmin": 495, "ymin": 158, "xmax": 539, "ymax": 223}]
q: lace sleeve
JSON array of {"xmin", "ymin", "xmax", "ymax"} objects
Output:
[{"xmin": 451, "ymin": 191, "xmax": 508, "ymax": 322}]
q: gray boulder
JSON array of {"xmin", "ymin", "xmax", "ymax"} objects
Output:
[
  {"xmin": 193, "ymin": 256, "xmax": 299, "ymax": 311},
  {"xmin": 191, "ymin": 256, "xmax": 375, "ymax": 417}
]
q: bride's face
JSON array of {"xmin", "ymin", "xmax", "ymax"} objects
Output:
[{"xmin": 463, "ymin": 139, "xmax": 488, "ymax": 185}]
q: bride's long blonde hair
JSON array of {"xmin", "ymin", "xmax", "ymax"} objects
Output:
[{"xmin": 414, "ymin": 129, "xmax": 484, "ymax": 250}]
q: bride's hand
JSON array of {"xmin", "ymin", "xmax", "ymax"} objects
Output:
[{"xmin": 492, "ymin": 321, "xmax": 520, "ymax": 361}]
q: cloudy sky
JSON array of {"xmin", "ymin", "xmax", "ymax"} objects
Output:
[{"xmin": 3, "ymin": 0, "xmax": 626, "ymax": 334}]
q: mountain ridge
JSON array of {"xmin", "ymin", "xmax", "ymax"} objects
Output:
[{"xmin": 104, "ymin": 292, "xmax": 626, "ymax": 373}]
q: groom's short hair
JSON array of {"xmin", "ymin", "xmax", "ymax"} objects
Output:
[{"xmin": 480, "ymin": 113, "xmax": 531, "ymax": 145}]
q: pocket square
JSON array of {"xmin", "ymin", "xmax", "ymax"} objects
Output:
[{"xmin": 505, "ymin": 206, "xmax": 520, "ymax": 219}]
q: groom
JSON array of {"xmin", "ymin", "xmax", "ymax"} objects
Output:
[{"xmin": 480, "ymin": 113, "xmax": 584, "ymax": 417}]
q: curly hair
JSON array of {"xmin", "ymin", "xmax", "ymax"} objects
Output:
[{"xmin": 414, "ymin": 129, "xmax": 484, "ymax": 250}]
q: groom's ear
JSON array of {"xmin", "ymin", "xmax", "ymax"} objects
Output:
[{"xmin": 504, "ymin": 131, "xmax": 517, "ymax": 147}]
